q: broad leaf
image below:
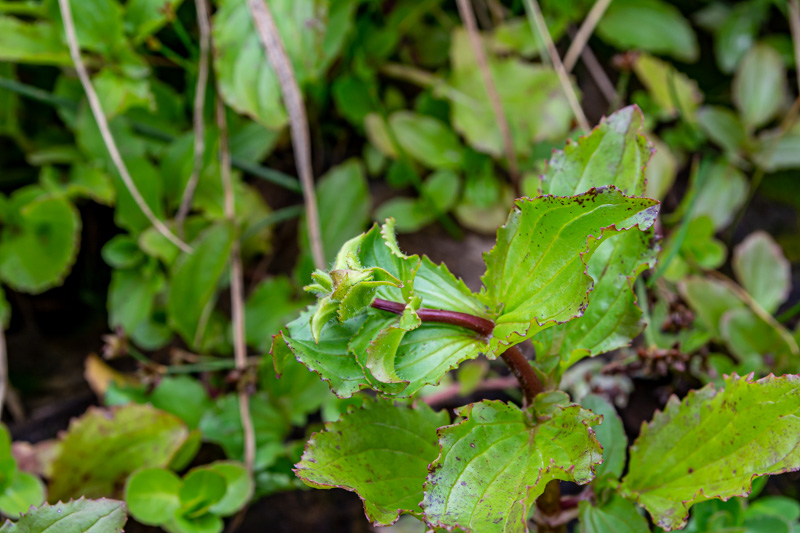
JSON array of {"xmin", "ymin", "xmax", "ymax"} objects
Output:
[
  {"xmin": 447, "ymin": 31, "xmax": 572, "ymax": 157},
  {"xmin": 0, "ymin": 498, "xmax": 127, "ymax": 533},
  {"xmin": 578, "ymin": 496, "xmax": 649, "ymax": 533},
  {"xmin": 678, "ymin": 276, "xmax": 744, "ymax": 339},
  {"xmin": 692, "ymin": 161, "xmax": 748, "ymax": 231},
  {"xmin": 597, "ymin": 0, "xmax": 698, "ymax": 62},
  {"xmin": 295, "ymin": 399, "xmax": 447, "ymax": 526},
  {"xmin": 481, "ymin": 186, "xmax": 659, "ymax": 353},
  {"xmin": 179, "ymin": 470, "xmax": 227, "ymax": 518},
  {"xmin": 413, "ymin": 256, "xmax": 487, "ymax": 317},
  {"xmin": 536, "ymin": 107, "xmax": 658, "ymax": 370},
  {"xmin": 125, "ymin": 468, "xmax": 182, "ymax": 526},
  {"xmin": 733, "ymin": 43, "xmax": 786, "ymax": 131},
  {"xmin": 0, "ymin": 193, "xmax": 81, "ymax": 294},
  {"xmin": 389, "ymin": 111, "xmax": 464, "ymax": 170},
  {"xmin": 212, "ymin": 0, "xmax": 357, "ymax": 129},
  {"xmin": 167, "ymin": 222, "xmax": 234, "ymax": 349},
  {"xmin": 619, "ymin": 374, "xmax": 800, "ymax": 531},
  {"xmin": 422, "ymin": 397, "xmax": 602, "ymax": 533},
  {"xmin": 0, "ymin": 17, "xmax": 71, "ymax": 66},
  {"xmin": 732, "ymin": 231, "xmax": 790, "ymax": 314},
  {"xmin": 696, "ymin": 106, "xmax": 747, "ymax": 156},
  {"xmin": 541, "ymin": 106, "xmax": 653, "ymax": 198},
  {"xmin": 107, "ymin": 263, "xmax": 164, "ymax": 334},
  {"xmin": 203, "ymin": 462, "xmax": 253, "ymax": 517},
  {"xmin": 0, "ymin": 471, "xmax": 46, "ymax": 517},
  {"xmin": 633, "ymin": 54, "xmax": 702, "ymax": 122},
  {"xmin": 260, "ymin": 349, "xmax": 334, "ymax": 427},
  {"xmin": 48, "ymin": 405, "xmax": 189, "ymax": 501}
]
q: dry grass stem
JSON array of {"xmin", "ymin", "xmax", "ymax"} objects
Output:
[
  {"xmin": 563, "ymin": 0, "xmax": 612, "ymax": 73},
  {"xmin": 57, "ymin": 0, "xmax": 192, "ymax": 253},
  {"xmin": 176, "ymin": 0, "xmax": 212, "ymax": 237},
  {"xmin": 456, "ymin": 0, "xmax": 520, "ymax": 192},
  {"xmin": 789, "ymin": 0, "xmax": 800, "ymax": 96},
  {"xmin": 246, "ymin": 0, "xmax": 325, "ymax": 269}
]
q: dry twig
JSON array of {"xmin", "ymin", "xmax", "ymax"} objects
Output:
[
  {"xmin": 522, "ymin": 0, "xmax": 590, "ymax": 132},
  {"xmin": 567, "ymin": 27, "xmax": 617, "ymax": 104},
  {"xmin": 455, "ymin": 0, "xmax": 520, "ymax": 193},
  {"xmin": 176, "ymin": 0, "xmax": 212, "ymax": 236},
  {"xmin": 57, "ymin": 0, "xmax": 192, "ymax": 253},
  {"xmin": 217, "ymin": 98, "xmax": 256, "ymax": 473},
  {"xmin": 563, "ymin": 0, "xmax": 612, "ymax": 73},
  {"xmin": 246, "ymin": 0, "xmax": 325, "ymax": 269}
]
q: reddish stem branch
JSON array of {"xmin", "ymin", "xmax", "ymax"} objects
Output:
[{"xmin": 370, "ymin": 298, "xmax": 542, "ymax": 404}]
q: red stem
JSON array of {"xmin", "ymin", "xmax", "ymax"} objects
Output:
[{"xmin": 370, "ymin": 298, "xmax": 542, "ymax": 404}]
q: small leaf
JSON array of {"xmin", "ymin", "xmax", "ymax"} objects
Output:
[
  {"xmin": 696, "ymin": 106, "xmax": 747, "ymax": 155},
  {"xmin": 124, "ymin": 468, "xmax": 181, "ymax": 526},
  {"xmin": 125, "ymin": 0, "xmax": 185, "ymax": 43},
  {"xmin": 295, "ymin": 399, "xmax": 447, "ymax": 526},
  {"xmin": 632, "ymin": 54, "xmax": 702, "ymax": 122},
  {"xmin": 149, "ymin": 376, "xmax": 214, "ymax": 430},
  {"xmin": 720, "ymin": 308, "xmax": 796, "ymax": 373},
  {"xmin": 167, "ymin": 223, "xmax": 234, "ymax": 349},
  {"xmin": 0, "ymin": 18, "xmax": 70, "ymax": 66},
  {"xmin": 597, "ymin": 0, "xmax": 698, "ymax": 62},
  {"xmin": 733, "ymin": 44, "xmax": 787, "ymax": 131},
  {"xmin": 261, "ymin": 350, "xmax": 333, "ymax": 427},
  {"xmin": 541, "ymin": 105, "xmax": 653, "ymax": 197},
  {"xmin": 389, "ymin": 111, "xmax": 464, "ymax": 170},
  {"xmin": 732, "ymin": 231, "xmax": 790, "ymax": 314},
  {"xmin": 619, "ymin": 374, "xmax": 800, "ymax": 531},
  {"xmin": 179, "ymin": 470, "xmax": 227, "ymax": 518},
  {"xmin": 0, "ymin": 498, "xmax": 127, "ymax": 533},
  {"xmin": 692, "ymin": 161, "xmax": 748, "ymax": 231},
  {"xmin": 678, "ymin": 276, "xmax": 744, "ymax": 339},
  {"xmin": 48, "ymin": 405, "xmax": 189, "ymax": 501},
  {"xmin": 581, "ymin": 394, "xmax": 627, "ymax": 483},
  {"xmin": 0, "ymin": 472, "xmax": 46, "ymax": 517},
  {"xmin": 422, "ymin": 398, "xmax": 602, "ymax": 533},
  {"xmin": 578, "ymin": 496, "xmax": 649, "ymax": 533},
  {"xmin": 0, "ymin": 194, "xmax": 81, "ymax": 295},
  {"xmin": 481, "ymin": 186, "xmax": 659, "ymax": 353},
  {"xmin": 714, "ymin": 2, "xmax": 767, "ymax": 73},
  {"xmin": 101, "ymin": 235, "xmax": 144, "ymax": 270},
  {"xmin": 204, "ymin": 462, "xmax": 253, "ymax": 517},
  {"xmin": 93, "ymin": 69, "xmax": 153, "ymax": 118},
  {"xmin": 44, "ymin": 0, "xmax": 125, "ymax": 56},
  {"xmin": 107, "ymin": 265, "xmax": 164, "ymax": 334}
]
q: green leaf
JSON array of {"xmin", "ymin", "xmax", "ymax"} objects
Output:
[
  {"xmin": 696, "ymin": 106, "xmax": 747, "ymax": 155},
  {"xmin": 124, "ymin": 468, "xmax": 181, "ymax": 526},
  {"xmin": 110, "ymin": 157, "xmax": 165, "ymax": 234},
  {"xmin": 541, "ymin": 106, "xmax": 653, "ymax": 197},
  {"xmin": 169, "ymin": 512, "xmax": 223, "ymax": 533},
  {"xmin": 581, "ymin": 394, "xmax": 627, "ymax": 483},
  {"xmin": 0, "ymin": 472, "xmax": 46, "ymax": 517},
  {"xmin": 93, "ymin": 69, "xmax": 153, "ymax": 118},
  {"xmin": 692, "ymin": 161, "xmax": 748, "ymax": 231},
  {"xmin": 167, "ymin": 223, "xmax": 234, "ymax": 348},
  {"xmin": 314, "ymin": 159, "xmax": 371, "ymax": 264},
  {"xmin": 203, "ymin": 462, "xmax": 253, "ymax": 517},
  {"xmin": 179, "ymin": 470, "xmax": 227, "ymax": 518},
  {"xmin": 295, "ymin": 399, "xmax": 447, "ymax": 526},
  {"xmin": 632, "ymin": 54, "xmax": 702, "ymax": 122},
  {"xmin": 244, "ymin": 276, "xmax": 307, "ymax": 353},
  {"xmin": 150, "ymin": 377, "xmax": 214, "ymax": 430},
  {"xmin": 0, "ymin": 421, "xmax": 17, "ymax": 494},
  {"xmin": 389, "ymin": 111, "xmax": 464, "ymax": 170},
  {"xmin": 732, "ymin": 231, "xmax": 790, "ymax": 314},
  {"xmin": 447, "ymin": 51, "xmax": 571, "ymax": 157},
  {"xmin": 619, "ymin": 374, "xmax": 800, "ymax": 531},
  {"xmin": 733, "ymin": 44, "xmax": 786, "ymax": 131},
  {"xmin": 198, "ymin": 393, "xmax": 290, "ymax": 471},
  {"xmin": 101, "ymin": 235, "xmax": 144, "ymax": 269},
  {"xmin": 0, "ymin": 194, "xmax": 81, "ymax": 294},
  {"xmin": 597, "ymin": 0, "xmax": 698, "ymax": 62},
  {"xmin": 212, "ymin": 0, "xmax": 357, "ymax": 129},
  {"xmin": 678, "ymin": 276, "xmax": 744, "ymax": 339},
  {"xmin": 48, "ymin": 404, "xmax": 189, "ymax": 501},
  {"xmin": 481, "ymin": 186, "xmax": 659, "ymax": 353},
  {"xmin": 578, "ymin": 496, "xmax": 649, "ymax": 533},
  {"xmin": 125, "ymin": 0, "xmax": 184, "ymax": 42},
  {"xmin": 422, "ymin": 398, "xmax": 602, "ymax": 533},
  {"xmin": 44, "ymin": 0, "xmax": 125, "ymax": 56},
  {"xmin": 108, "ymin": 265, "xmax": 164, "ymax": 334},
  {"xmin": 720, "ymin": 308, "xmax": 796, "ymax": 373},
  {"xmin": 374, "ymin": 198, "xmax": 434, "ymax": 233},
  {"xmin": 0, "ymin": 17, "xmax": 71, "ymax": 65},
  {"xmin": 714, "ymin": 2, "xmax": 766, "ymax": 73},
  {"xmin": 0, "ymin": 498, "xmax": 127, "ymax": 533}
]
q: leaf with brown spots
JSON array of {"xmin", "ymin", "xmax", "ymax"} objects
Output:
[{"xmin": 619, "ymin": 373, "xmax": 800, "ymax": 530}]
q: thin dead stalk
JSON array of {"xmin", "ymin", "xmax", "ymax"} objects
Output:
[
  {"xmin": 567, "ymin": 27, "xmax": 617, "ymax": 104},
  {"xmin": 0, "ymin": 328, "xmax": 7, "ymax": 417},
  {"xmin": 563, "ymin": 0, "xmax": 612, "ymax": 73},
  {"xmin": 246, "ymin": 0, "xmax": 325, "ymax": 269},
  {"xmin": 57, "ymin": 0, "xmax": 192, "ymax": 253},
  {"xmin": 789, "ymin": 0, "xmax": 800, "ymax": 97},
  {"xmin": 522, "ymin": 0, "xmax": 590, "ymax": 132},
  {"xmin": 217, "ymin": 98, "xmax": 256, "ymax": 474},
  {"xmin": 455, "ymin": 0, "xmax": 520, "ymax": 193},
  {"xmin": 176, "ymin": 0, "xmax": 212, "ymax": 237}
]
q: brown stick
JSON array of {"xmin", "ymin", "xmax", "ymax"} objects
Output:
[
  {"xmin": 370, "ymin": 299, "xmax": 542, "ymax": 403},
  {"xmin": 455, "ymin": 0, "xmax": 520, "ymax": 193}
]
